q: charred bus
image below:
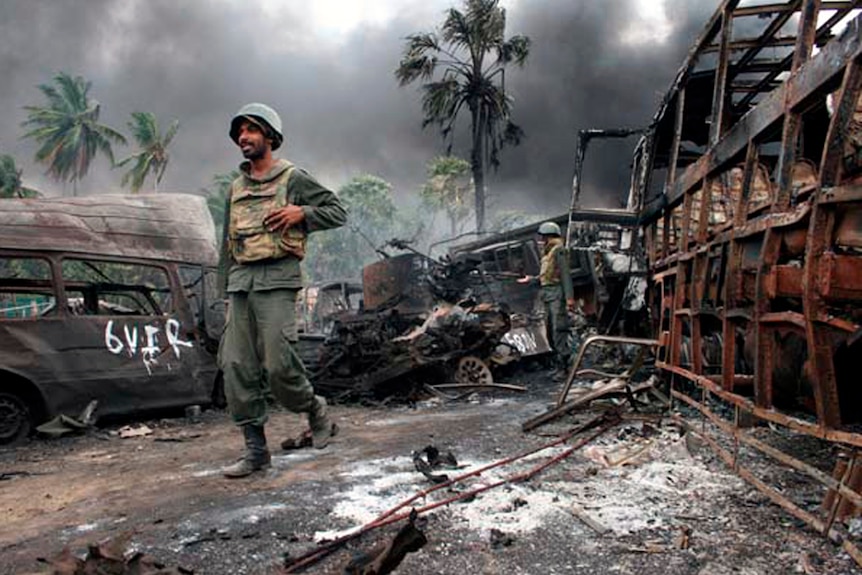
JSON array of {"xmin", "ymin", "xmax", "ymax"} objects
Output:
[
  {"xmin": 0, "ymin": 194, "xmax": 223, "ymax": 443},
  {"xmin": 568, "ymin": 0, "xmax": 862, "ymax": 556}
]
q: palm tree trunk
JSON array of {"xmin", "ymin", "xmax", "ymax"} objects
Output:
[{"xmin": 471, "ymin": 105, "xmax": 486, "ymax": 233}]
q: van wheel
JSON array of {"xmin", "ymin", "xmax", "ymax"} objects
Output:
[{"xmin": 0, "ymin": 392, "xmax": 31, "ymax": 445}]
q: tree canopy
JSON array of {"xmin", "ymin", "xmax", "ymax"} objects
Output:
[
  {"xmin": 421, "ymin": 155, "xmax": 473, "ymax": 236},
  {"xmin": 21, "ymin": 72, "xmax": 126, "ymax": 194},
  {"xmin": 0, "ymin": 155, "xmax": 40, "ymax": 199},
  {"xmin": 116, "ymin": 112, "xmax": 179, "ymax": 193},
  {"xmin": 304, "ymin": 175, "xmax": 403, "ymax": 282},
  {"xmin": 396, "ymin": 0, "xmax": 529, "ymax": 232}
]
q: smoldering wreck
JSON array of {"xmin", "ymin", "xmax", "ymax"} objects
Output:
[{"xmin": 2, "ymin": 1, "xmax": 862, "ymax": 574}]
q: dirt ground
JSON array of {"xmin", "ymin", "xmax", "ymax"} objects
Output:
[{"xmin": 1, "ymin": 373, "xmax": 860, "ymax": 575}]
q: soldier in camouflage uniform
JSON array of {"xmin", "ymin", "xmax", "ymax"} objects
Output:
[
  {"xmin": 519, "ymin": 222, "xmax": 575, "ymax": 377},
  {"xmin": 219, "ymin": 103, "xmax": 347, "ymax": 478}
]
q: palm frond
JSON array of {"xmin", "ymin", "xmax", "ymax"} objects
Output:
[
  {"xmin": 115, "ymin": 111, "xmax": 178, "ymax": 192},
  {"xmin": 441, "ymin": 8, "xmax": 472, "ymax": 51},
  {"xmin": 498, "ymin": 35, "xmax": 530, "ymax": 66},
  {"xmin": 20, "ymin": 72, "xmax": 125, "ymax": 187},
  {"xmin": 163, "ymin": 120, "xmax": 180, "ymax": 148}
]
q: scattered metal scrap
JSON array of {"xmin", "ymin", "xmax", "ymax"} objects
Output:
[
  {"xmin": 281, "ymin": 413, "xmax": 619, "ymax": 573},
  {"xmin": 34, "ymin": 532, "xmax": 191, "ymax": 575},
  {"xmin": 521, "ymin": 335, "xmax": 664, "ymax": 432},
  {"xmin": 34, "ymin": 400, "xmax": 99, "ymax": 439},
  {"xmin": 412, "ymin": 445, "xmax": 459, "ymax": 484}
]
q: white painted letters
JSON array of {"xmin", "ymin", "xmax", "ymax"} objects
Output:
[
  {"xmin": 166, "ymin": 318, "xmax": 193, "ymax": 358},
  {"xmin": 103, "ymin": 318, "xmax": 193, "ymax": 374},
  {"xmin": 141, "ymin": 325, "xmax": 161, "ymax": 374},
  {"xmin": 105, "ymin": 320, "xmax": 124, "ymax": 354},
  {"xmin": 123, "ymin": 324, "xmax": 138, "ymax": 357}
]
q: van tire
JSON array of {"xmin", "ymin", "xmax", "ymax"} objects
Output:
[{"xmin": 0, "ymin": 391, "xmax": 32, "ymax": 445}]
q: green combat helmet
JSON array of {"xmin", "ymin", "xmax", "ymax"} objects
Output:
[
  {"xmin": 538, "ymin": 221, "xmax": 562, "ymax": 236},
  {"xmin": 229, "ymin": 103, "xmax": 284, "ymax": 150}
]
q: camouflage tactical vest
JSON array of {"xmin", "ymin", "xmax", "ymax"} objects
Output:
[
  {"xmin": 228, "ymin": 163, "xmax": 308, "ymax": 264},
  {"xmin": 539, "ymin": 239, "xmax": 564, "ymax": 286}
]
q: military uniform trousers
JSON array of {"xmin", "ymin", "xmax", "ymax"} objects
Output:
[
  {"xmin": 541, "ymin": 284, "xmax": 572, "ymax": 368},
  {"xmin": 219, "ymin": 288, "xmax": 316, "ymax": 426}
]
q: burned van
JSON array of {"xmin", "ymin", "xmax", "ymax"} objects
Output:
[{"xmin": 0, "ymin": 194, "xmax": 223, "ymax": 443}]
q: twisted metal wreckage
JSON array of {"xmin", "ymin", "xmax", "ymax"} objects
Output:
[
  {"xmin": 519, "ymin": 0, "xmax": 862, "ymax": 564},
  {"xmin": 2, "ymin": 0, "xmax": 862, "ymax": 570},
  {"xmin": 303, "ymin": 0, "xmax": 862, "ymax": 560},
  {"xmin": 301, "ymin": 249, "xmax": 514, "ymax": 398}
]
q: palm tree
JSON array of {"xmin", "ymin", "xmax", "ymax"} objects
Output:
[
  {"xmin": 117, "ymin": 112, "xmax": 180, "ymax": 193},
  {"xmin": 21, "ymin": 72, "xmax": 126, "ymax": 195},
  {"xmin": 395, "ymin": 0, "xmax": 529, "ymax": 232},
  {"xmin": 0, "ymin": 155, "xmax": 39, "ymax": 198}
]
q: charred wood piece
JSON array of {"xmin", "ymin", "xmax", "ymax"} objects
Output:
[{"xmin": 343, "ymin": 509, "xmax": 428, "ymax": 575}]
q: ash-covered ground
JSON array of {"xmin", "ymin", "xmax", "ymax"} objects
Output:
[{"xmin": 1, "ymin": 371, "xmax": 860, "ymax": 575}]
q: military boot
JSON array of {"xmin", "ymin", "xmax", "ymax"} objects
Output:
[
  {"xmin": 308, "ymin": 396, "xmax": 337, "ymax": 449},
  {"xmin": 223, "ymin": 424, "xmax": 271, "ymax": 478}
]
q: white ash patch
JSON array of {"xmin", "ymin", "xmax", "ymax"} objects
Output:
[
  {"xmin": 454, "ymin": 483, "xmax": 576, "ymax": 536},
  {"xmin": 326, "ymin": 457, "xmax": 429, "ymax": 522},
  {"xmin": 562, "ymin": 430, "xmax": 745, "ymax": 535},
  {"xmin": 316, "ymin": 449, "xmax": 578, "ymax": 542},
  {"xmin": 315, "ymin": 422, "xmax": 746, "ymax": 542}
]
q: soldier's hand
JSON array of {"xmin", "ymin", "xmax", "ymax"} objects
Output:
[
  {"xmin": 264, "ymin": 205, "xmax": 305, "ymax": 232},
  {"xmin": 566, "ymin": 298, "xmax": 576, "ymax": 312},
  {"xmin": 516, "ymin": 275, "xmax": 533, "ymax": 284}
]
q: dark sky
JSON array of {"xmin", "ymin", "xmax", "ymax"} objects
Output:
[{"xmin": 0, "ymin": 0, "xmax": 718, "ymax": 220}]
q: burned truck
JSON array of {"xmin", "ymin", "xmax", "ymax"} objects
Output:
[
  {"xmin": 0, "ymin": 194, "xmax": 223, "ymax": 443},
  {"xmin": 565, "ymin": 0, "xmax": 862, "ymax": 557},
  {"xmin": 445, "ymin": 210, "xmax": 651, "ymax": 362},
  {"xmin": 307, "ymin": 250, "xmax": 511, "ymax": 398}
]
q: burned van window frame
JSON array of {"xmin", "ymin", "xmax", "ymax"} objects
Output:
[
  {"xmin": 60, "ymin": 258, "xmax": 173, "ymax": 316},
  {"xmin": 178, "ymin": 264, "xmax": 205, "ymax": 326},
  {"xmin": 0, "ymin": 256, "xmax": 56, "ymax": 320}
]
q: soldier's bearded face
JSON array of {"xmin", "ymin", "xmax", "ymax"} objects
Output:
[{"xmin": 237, "ymin": 121, "xmax": 269, "ymax": 159}]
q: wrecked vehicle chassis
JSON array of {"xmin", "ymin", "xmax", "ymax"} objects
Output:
[
  {"xmin": 312, "ymin": 301, "xmax": 511, "ymax": 398},
  {"xmin": 309, "ymin": 253, "xmax": 512, "ymax": 397}
]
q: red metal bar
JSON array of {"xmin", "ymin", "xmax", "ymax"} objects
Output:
[
  {"xmin": 282, "ymin": 419, "xmax": 616, "ymax": 573},
  {"xmin": 670, "ymin": 412, "xmax": 862, "ymax": 569},
  {"xmin": 660, "ymin": 361, "xmax": 862, "ymax": 447},
  {"xmin": 671, "ymin": 389, "xmax": 862, "ymax": 509},
  {"xmin": 711, "ymin": 7, "xmax": 735, "ymax": 144}
]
